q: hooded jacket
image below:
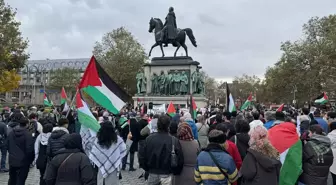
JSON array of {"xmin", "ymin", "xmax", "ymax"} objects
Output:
[
  {"xmin": 7, "ymin": 126, "xmax": 34, "ymax": 167},
  {"xmin": 47, "ymin": 127, "xmax": 69, "ymax": 158},
  {"xmin": 183, "ymin": 112, "xmax": 198, "ymax": 140},
  {"xmin": 240, "ymin": 149, "xmax": 282, "ymax": 185},
  {"xmin": 230, "ymin": 133, "xmax": 250, "ymax": 159},
  {"xmin": 299, "ymin": 134, "xmax": 333, "ymax": 185},
  {"xmin": 34, "ymin": 132, "xmax": 51, "ymax": 168}
]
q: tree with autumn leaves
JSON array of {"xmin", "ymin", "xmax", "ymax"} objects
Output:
[{"xmin": 0, "ymin": 0, "xmax": 29, "ymax": 92}]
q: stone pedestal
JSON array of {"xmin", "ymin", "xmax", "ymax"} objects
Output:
[{"xmin": 133, "ymin": 56, "xmax": 208, "ymax": 111}]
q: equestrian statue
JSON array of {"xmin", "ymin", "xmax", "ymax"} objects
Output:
[{"xmin": 148, "ymin": 7, "xmax": 197, "ymax": 57}]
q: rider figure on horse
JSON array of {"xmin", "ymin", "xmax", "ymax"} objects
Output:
[{"xmin": 161, "ymin": 7, "xmax": 177, "ymax": 47}]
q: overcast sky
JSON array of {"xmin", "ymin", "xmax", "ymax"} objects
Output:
[{"xmin": 8, "ymin": 0, "xmax": 336, "ymax": 81}]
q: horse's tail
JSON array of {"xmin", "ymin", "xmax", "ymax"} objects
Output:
[{"xmin": 183, "ymin": 28, "xmax": 197, "ymax": 47}]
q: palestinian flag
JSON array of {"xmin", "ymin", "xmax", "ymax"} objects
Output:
[
  {"xmin": 61, "ymin": 87, "xmax": 69, "ymax": 112},
  {"xmin": 268, "ymin": 122, "xmax": 302, "ymax": 185},
  {"xmin": 78, "ymin": 56, "xmax": 130, "ymax": 114},
  {"xmin": 76, "ymin": 91, "xmax": 100, "ymax": 132},
  {"xmin": 189, "ymin": 95, "xmax": 197, "ymax": 119},
  {"xmin": 226, "ymin": 83, "xmax": 236, "ymax": 112},
  {"xmin": 43, "ymin": 92, "xmax": 53, "ymax": 107},
  {"xmin": 277, "ymin": 103, "xmax": 285, "ymax": 112},
  {"xmin": 119, "ymin": 116, "xmax": 130, "ymax": 129},
  {"xmin": 167, "ymin": 101, "xmax": 176, "ymax": 117},
  {"xmin": 240, "ymin": 93, "xmax": 252, "ymax": 111},
  {"xmin": 314, "ymin": 92, "xmax": 328, "ymax": 104}
]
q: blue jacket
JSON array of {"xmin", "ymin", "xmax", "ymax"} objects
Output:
[
  {"xmin": 314, "ymin": 117, "xmax": 328, "ymax": 133},
  {"xmin": 185, "ymin": 119, "xmax": 198, "ymax": 140},
  {"xmin": 264, "ymin": 120, "xmax": 275, "ymax": 130},
  {"xmin": 195, "ymin": 144, "xmax": 238, "ymax": 185}
]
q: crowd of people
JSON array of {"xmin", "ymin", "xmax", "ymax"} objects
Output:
[{"xmin": 0, "ymin": 104, "xmax": 335, "ymax": 185}]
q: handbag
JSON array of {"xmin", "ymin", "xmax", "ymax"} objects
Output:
[
  {"xmin": 207, "ymin": 151, "xmax": 229, "ymax": 180},
  {"xmin": 170, "ymin": 136, "xmax": 178, "ymax": 168}
]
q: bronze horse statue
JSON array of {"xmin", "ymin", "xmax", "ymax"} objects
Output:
[{"xmin": 148, "ymin": 18, "xmax": 197, "ymax": 57}]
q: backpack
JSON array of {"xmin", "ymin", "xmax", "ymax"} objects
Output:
[
  {"xmin": 28, "ymin": 120, "xmax": 39, "ymax": 138},
  {"xmin": 36, "ymin": 143, "xmax": 48, "ymax": 169}
]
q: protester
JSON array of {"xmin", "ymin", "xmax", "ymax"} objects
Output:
[
  {"xmin": 230, "ymin": 119, "xmax": 250, "ymax": 160},
  {"xmin": 7, "ymin": 111, "xmax": 24, "ymax": 134},
  {"xmin": 240, "ymin": 125, "xmax": 281, "ymax": 185},
  {"xmin": 7, "ymin": 117, "xmax": 34, "ymax": 185},
  {"xmin": 182, "ymin": 112, "xmax": 198, "ymax": 140},
  {"xmin": 328, "ymin": 122, "xmax": 336, "ymax": 184},
  {"xmin": 140, "ymin": 115, "xmax": 184, "ymax": 185},
  {"xmin": 0, "ymin": 120, "xmax": 8, "ymax": 172},
  {"xmin": 172, "ymin": 123, "xmax": 199, "ymax": 185},
  {"xmin": 44, "ymin": 133, "xmax": 96, "ymax": 185},
  {"xmin": 89, "ymin": 121, "xmax": 126, "ymax": 185},
  {"xmin": 230, "ymin": 111, "xmax": 237, "ymax": 125},
  {"xmin": 313, "ymin": 109, "xmax": 329, "ymax": 133},
  {"xmin": 264, "ymin": 111, "xmax": 275, "ymax": 130},
  {"xmin": 28, "ymin": 113, "xmax": 42, "ymax": 140},
  {"xmin": 195, "ymin": 129, "xmax": 238, "ymax": 185},
  {"xmin": 196, "ymin": 115, "xmax": 209, "ymax": 149},
  {"xmin": 34, "ymin": 123, "xmax": 53, "ymax": 185},
  {"xmin": 47, "ymin": 118, "xmax": 69, "ymax": 158},
  {"xmin": 249, "ymin": 111, "xmax": 263, "ymax": 130},
  {"xmin": 299, "ymin": 125, "xmax": 333, "ymax": 185}
]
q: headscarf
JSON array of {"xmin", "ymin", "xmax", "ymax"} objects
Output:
[
  {"xmin": 177, "ymin": 122, "xmax": 194, "ymax": 141},
  {"xmin": 249, "ymin": 125, "xmax": 279, "ymax": 159}
]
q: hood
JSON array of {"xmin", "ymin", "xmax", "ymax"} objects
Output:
[
  {"xmin": 13, "ymin": 127, "xmax": 27, "ymax": 137},
  {"xmin": 40, "ymin": 133, "xmax": 51, "ymax": 145},
  {"xmin": 8, "ymin": 121, "xmax": 19, "ymax": 128},
  {"xmin": 310, "ymin": 134, "xmax": 331, "ymax": 147},
  {"xmin": 248, "ymin": 149, "xmax": 281, "ymax": 172},
  {"xmin": 185, "ymin": 119, "xmax": 195, "ymax": 125},
  {"xmin": 298, "ymin": 115, "xmax": 310, "ymax": 123},
  {"xmin": 249, "ymin": 120, "xmax": 263, "ymax": 130},
  {"xmin": 236, "ymin": 133, "xmax": 250, "ymax": 145},
  {"xmin": 328, "ymin": 130, "xmax": 336, "ymax": 148},
  {"xmin": 51, "ymin": 127, "xmax": 69, "ymax": 139}
]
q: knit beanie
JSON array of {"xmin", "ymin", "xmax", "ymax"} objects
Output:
[{"xmin": 208, "ymin": 129, "xmax": 226, "ymax": 144}]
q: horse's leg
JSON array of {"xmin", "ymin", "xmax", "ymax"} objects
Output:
[
  {"xmin": 148, "ymin": 42, "xmax": 159, "ymax": 57},
  {"xmin": 159, "ymin": 44, "xmax": 165, "ymax": 57},
  {"xmin": 174, "ymin": 42, "xmax": 181, "ymax": 57},
  {"xmin": 181, "ymin": 43, "xmax": 188, "ymax": 57}
]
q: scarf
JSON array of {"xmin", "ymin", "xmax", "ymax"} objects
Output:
[
  {"xmin": 52, "ymin": 126, "xmax": 69, "ymax": 134},
  {"xmin": 89, "ymin": 136, "xmax": 127, "ymax": 178},
  {"xmin": 177, "ymin": 123, "xmax": 194, "ymax": 141}
]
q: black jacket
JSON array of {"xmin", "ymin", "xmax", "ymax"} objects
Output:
[
  {"xmin": 299, "ymin": 134, "xmax": 333, "ymax": 185},
  {"xmin": 240, "ymin": 149, "xmax": 282, "ymax": 185},
  {"xmin": 140, "ymin": 132, "xmax": 184, "ymax": 175},
  {"xmin": 230, "ymin": 133, "xmax": 250, "ymax": 159},
  {"xmin": 7, "ymin": 126, "xmax": 34, "ymax": 167},
  {"xmin": 47, "ymin": 128, "xmax": 68, "ymax": 158},
  {"xmin": 44, "ymin": 149, "xmax": 96, "ymax": 185}
]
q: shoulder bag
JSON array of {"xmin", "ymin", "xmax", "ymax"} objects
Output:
[
  {"xmin": 207, "ymin": 151, "xmax": 229, "ymax": 180},
  {"xmin": 58, "ymin": 153, "xmax": 74, "ymax": 174}
]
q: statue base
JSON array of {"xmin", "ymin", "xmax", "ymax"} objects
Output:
[{"xmin": 132, "ymin": 56, "xmax": 207, "ymax": 112}]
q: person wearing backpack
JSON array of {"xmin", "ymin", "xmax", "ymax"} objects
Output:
[
  {"xmin": 34, "ymin": 123, "xmax": 53, "ymax": 185},
  {"xmin": 28, "ymin": 113, "xmax": 42, "ymax": 141}
]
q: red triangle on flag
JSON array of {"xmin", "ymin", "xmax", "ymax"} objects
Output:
[
  {"xmin": 276, "ymin": 103, "xmax": 284, "ymax": 112},
  {"xmin": 167, "ymin": 101, "xmax": 176, "ymax": 117}
]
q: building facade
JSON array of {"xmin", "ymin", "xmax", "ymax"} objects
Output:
[{"xmin": 2, "ymin": 58, "xmax": 90, "ymax": 105}]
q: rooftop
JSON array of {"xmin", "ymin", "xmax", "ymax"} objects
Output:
[{"xmin": 23, "ymin": 58, "xmax": 90, "ymax": 71}]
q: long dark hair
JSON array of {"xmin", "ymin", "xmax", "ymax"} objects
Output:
[{"xmin": 97, "ymin": 121, "xmax": 118, "ymax": 148}]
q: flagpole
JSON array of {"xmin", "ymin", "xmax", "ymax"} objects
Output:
[{"xmin": 66, "ymin": 89, "xmax": 79, "ymax": 117}]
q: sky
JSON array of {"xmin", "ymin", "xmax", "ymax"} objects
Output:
[{"xmin": 8, "ymin": 0, "xmax": 336, "ymax": 82}]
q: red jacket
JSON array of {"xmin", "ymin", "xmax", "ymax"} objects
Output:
[{"xmin": 226, "ymin": 140, "xmax": 243, "ymax": 185}]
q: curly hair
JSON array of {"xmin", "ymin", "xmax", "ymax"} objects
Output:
[
  {"xmin": 97, "ymin": 121, "xmax": 118, "ymax": 148},
  {"xmin": 249, "ymin": 125, "xmax": 279, "ymax": 159}
]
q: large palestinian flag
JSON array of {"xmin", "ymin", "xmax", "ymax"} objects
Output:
[
  {"xmin": 43, "ymin": 92, "xmax": 53, "ymax": 107},
  {"xmin": 314, "ymin": 92, "xmax": 328, "ymax": 104},
  {"xmin": 189, "ymin": 95, "xmax": 197, "ymax": 119},
  {"xmin": 167, "ymin": 101, "xmax": 176, "ymax": 117},
  {"xmin": 78, "ymin": 56, "xmax": 130, "ymax": 114},
  {"xmin": 76, "ymin": 91, "xmax": 100, "ymax": 133},
  {"xmin": 268, "ymin": 122, "xmax": 302, "ymax": 185}
]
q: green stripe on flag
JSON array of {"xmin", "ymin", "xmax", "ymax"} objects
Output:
[
  {"xmin": 279, "ymin": 140, "xmax": 302, "ymax": 185},
  {"xmin": 119, "ymin": 117, "xmax": 129, "ymax": 129},
  {"xmin": 83, "ymin": 86, "xmax": 119, "ymax": 114},
  {"xmin": 78, "ymin": 110, "xmax": 101, "ymax": 132}
]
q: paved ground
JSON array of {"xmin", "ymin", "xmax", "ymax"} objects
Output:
[{"xmin": 0, "ymin": 154, "xmax": 334, "ymax": 185}]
